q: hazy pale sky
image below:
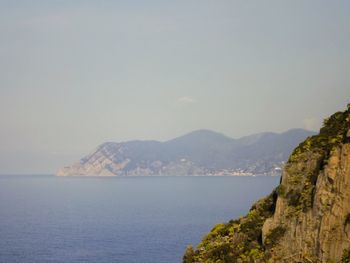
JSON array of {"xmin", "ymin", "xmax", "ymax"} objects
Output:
[{"xmin": 0, "ymin": 1, "xmax": 349, "ymax": 174}]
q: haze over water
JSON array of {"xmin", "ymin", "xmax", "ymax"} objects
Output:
[{"xmin": 0, "ymin": 175, "xmax": 279, "ymax": 263}]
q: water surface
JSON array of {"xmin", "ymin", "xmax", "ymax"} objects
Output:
[{"xmin": 0, "ymin": 175, "xmax": 280, "ymax": 263}]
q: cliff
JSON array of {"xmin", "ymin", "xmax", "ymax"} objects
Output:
[
  {"xmin": 184, "ymin": 104, "xmax": 350, "ymax": 263},
  {"xmin": 57, "ymin": 129, "xmax": 314, "ymax": 176}
]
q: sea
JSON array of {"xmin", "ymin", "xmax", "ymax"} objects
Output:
[{"xmin": 0, "ymin": 175, "xmax": 280, "ymax": 263}]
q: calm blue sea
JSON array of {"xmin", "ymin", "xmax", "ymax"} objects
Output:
[{"xmin": 0, "ymin": 175, "xmax": 280, "ymax": 263}]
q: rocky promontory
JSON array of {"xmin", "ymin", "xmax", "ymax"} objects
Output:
[
  {"xmin": 184, "ymin": 104, "xmax": 350, "ymax": 262},
  {"xmin": 57, "ymin": 129, "xmax": 314, "ymax": 176}
]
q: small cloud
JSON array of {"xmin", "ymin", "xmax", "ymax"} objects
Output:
[
  {"xmin": 176, "ymin": 96, "xmax": 196, "ymax": 104},
  {"xmin": 303, "ymin": 117, "xmax": 321, "ymax": 131}
]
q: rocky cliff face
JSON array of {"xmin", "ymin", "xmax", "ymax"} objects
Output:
[
  {"xmin": 184, "ymin": 105, "xmax": 350, "ymax": 263},
  {"xmin": 262, "ymin": 139, "xmax": 350, "ymax": 262}
]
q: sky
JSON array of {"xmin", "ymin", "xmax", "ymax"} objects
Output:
[{"xmin": 0, "ymin": 0, "xmax": 349, "ymax": 174}]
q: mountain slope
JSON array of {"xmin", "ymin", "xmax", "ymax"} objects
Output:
[
  {"xmin": 57, "ymin": 129, "xmax": 314, "ymax": 176},
  {"xmin": 184, "ymin": 105, "xmax": 350, "ymax": 262}
]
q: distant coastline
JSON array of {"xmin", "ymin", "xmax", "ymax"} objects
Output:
[
  {"xmin": 57, "ymin": 129, "xmax": 313, "ymax": 177},
  {"xmin": 56, "ymin": 172, "xmax": 282, "ymax": 177}
]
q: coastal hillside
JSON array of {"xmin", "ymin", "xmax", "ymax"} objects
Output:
[
  {"xmin": 57, "ymin": 129, "xmax": 314, "ymax": 176},
  {"xmin": 184, "ymin": 105, "xmax": 350, "ymax": 262}
]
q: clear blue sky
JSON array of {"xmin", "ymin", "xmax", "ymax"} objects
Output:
[{"xmin": 0, "ymin": 1, "xmax": 349, "ymax": 174}]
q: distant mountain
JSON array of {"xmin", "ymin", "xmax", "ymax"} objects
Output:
[{"xmin": 57, "ymin": 129, "xmax": 315, "ymax": 176}]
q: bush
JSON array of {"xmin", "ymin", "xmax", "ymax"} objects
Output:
[
  {"xmin": 276, "ymin": 184, "xmax": 286, "ymax": 197},
  {"xmin": 289, "ymin": 106, "xmax": 350, "ymax": 165},
  {"xmin": 264, "ymin": 226, "xmax": 286, "ymax": 249},
  {"xmin": 286, "ymin": 189, "xmax": 301, "ymax": 207},
  {"xmin": 183, "ymin": 245, "xmax": 194, "ymax": 263}
]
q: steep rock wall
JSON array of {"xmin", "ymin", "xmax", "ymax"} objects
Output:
[
  {"xmin": 263, "ymin": 143, "xmax": 350, "ymax": 262},
  {"xmin": 185, "ymin": 105, "xmax": 350, "ymax": 263}
]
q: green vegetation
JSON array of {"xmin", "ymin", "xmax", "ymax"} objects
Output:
[
  {"xmin": 184, "ymin": 105, "xmax": 350, "ymax": 263},
  {"xmin": 264, "ymin": 226, "xmax": 286, "ymax": 249},
  {"xmin": 183, "ymin": 245, "xmax": 194, "ymax": 263},
  {"xmin": 285, "ymin": 181, "xmax": 316, "ymax": 212},
  {"xmin": 284, "ymin": 106, "xmax": 350, "ymax": 213},
  {"xmin": 184, "ymin": 192, "xmax": 277, "ymax": 262},
  {"xmin": 289, "ymin": 106, "xmax": 350, "ymax": 165},
  {"xmin": 275, "ymin": 184, "xmax": 286, "ymax": 197}
]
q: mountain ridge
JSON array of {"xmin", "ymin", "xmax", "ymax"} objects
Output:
[{"xmin": 57, "ymin": 128, "xmax": 315, "ymax": 176}]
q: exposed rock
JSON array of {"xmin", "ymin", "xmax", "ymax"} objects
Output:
[
  {"xmin": 262, "ymin": 143, "xmax": 350, "ymax": 262},
  {"xmin": 184, "ymin": 104, "xmax": 350, "ymax": 262}
]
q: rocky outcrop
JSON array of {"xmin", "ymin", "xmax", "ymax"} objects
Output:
[
  {"xmin": 184, "ymin": 104, "xmax": 350, "ymax": 263},
  {"xmin": 262, "ymin": 141, "xmax": 350, "ymax": 262}
]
